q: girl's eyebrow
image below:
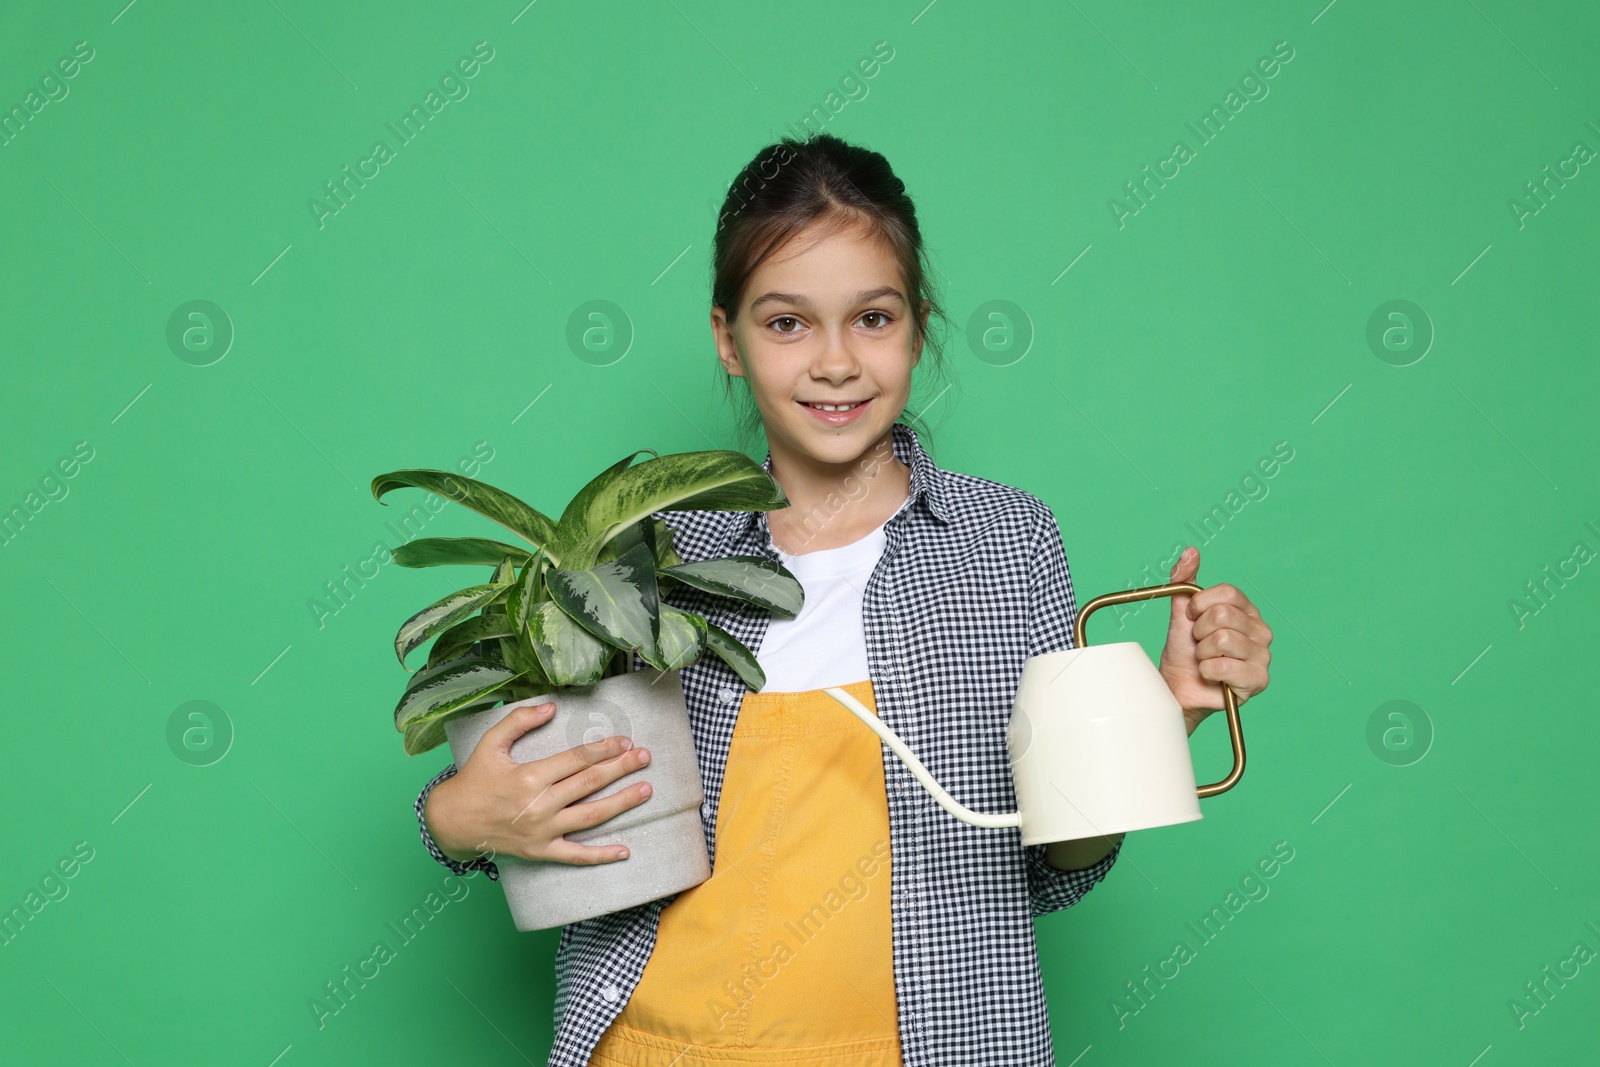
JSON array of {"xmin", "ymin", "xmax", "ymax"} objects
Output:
[{"xmin": 749, "ymin": 285, "xmax": 906, "ymax": 312}]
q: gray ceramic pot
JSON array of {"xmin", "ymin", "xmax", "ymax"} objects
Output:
[{"xmin": 442, "ymin": 667, "xmax": 711, "ymax": 931}]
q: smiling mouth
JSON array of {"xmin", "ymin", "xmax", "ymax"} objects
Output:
[{"xmin": 799, "ymin": 400, "xmax": 867, "ymax": 411}]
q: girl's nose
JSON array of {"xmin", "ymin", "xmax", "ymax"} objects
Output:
[{"xmin": 811, "ymin": 331, "xmax": 861, "ymax": 380}]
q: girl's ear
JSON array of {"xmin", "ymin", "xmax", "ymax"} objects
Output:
[{"xmin": 711, "ymin": 306, "xmax": 746, "ymax": 378}]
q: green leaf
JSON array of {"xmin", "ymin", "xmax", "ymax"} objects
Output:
[
  {"xmin": 651, "ymin": 517, "xmax": 683, "ymax": 569},
  {"xmin": 481, "ymin": 557, "xmax": 516, "ymax": 624},
  {"xmin": 497, "ymin": 679, "xmax": 544, "ymax": 705},
  {"xmin": 426, "ymin": 614, "xmax": 517, "ymax": 667},
  {"xmin": 402, "ymin": 693, "xmax": 502, "ymax": 756},
  {"xmin": 555, "ymin": 450, "xmax": 788, "ymax": 568},
  {"xmin": 526, "ymin": 600, "xmax": 611, "ymax": 687},
  {"xmin": 706, "ymin": 620, "xmax": 766, "ymax": 691},
  {"xmin": 497, "ymin": 639, "xmax": 551, "ymax": 694},
  {"xmin": 557, "ymin": 450, "xmax": 658, "ymax": 538},
  {"xmin": 648, "ymin": 604, "xmax": 707, "ymax": 671},
  {"xmin": 596, "ymin": 515, "xmax": 655, "ymax": 566},
  {"xmin": 393, "ymin": 657, "xmax": 523, "ymax": 731},
  {"xmin": 391, "ymin": 537, "xmax": 534, "ymax": 569},
  {"xmin": 372, "ymin": 469, "xmax": 563, "ymax": 562},
  {"xmin": 505, "ymin": 548, "xmax": 544, "ymax": 633},
  {"xmin": 659, "ymin": 557, "xmax": 804, "ymax": 618},
  {"xmin": 402, "ymin": 715, "xmax": 449, "ymax": 756},
  {"xmin": 544, "ymin": 542, "xmax": 661, "ymax": 661},
  {"xmin": 395, "ymin": 584, "xmax": 508, "ymax": 667}
]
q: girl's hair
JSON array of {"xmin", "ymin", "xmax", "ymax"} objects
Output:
[{"xmin": 710, "ymin": 131, "xmax": 954, "ymax": 451}]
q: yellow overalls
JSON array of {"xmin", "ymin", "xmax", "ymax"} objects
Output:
[{"xmin": 589, "ymin": 677, "xmax": 902, "ymax": 1066}]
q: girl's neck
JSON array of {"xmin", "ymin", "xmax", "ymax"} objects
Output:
[{"xmin": 765, "ymin": 428, "xmax": 911, "ymax": 555}]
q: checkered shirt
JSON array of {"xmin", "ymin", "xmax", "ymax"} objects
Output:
[{"xmin": 414, "ymin": 421, "xmax": 1123, "ymax": 1065}]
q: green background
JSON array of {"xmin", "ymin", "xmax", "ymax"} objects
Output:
[{"xmin": 2, "ymin": 0, "xmax": 1596, "ymax": 1063}]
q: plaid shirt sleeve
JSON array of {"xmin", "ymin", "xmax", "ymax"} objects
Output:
[
  {"xmin": 415, "ymin": 764, "xmax": 500, "ymax": 881},
  {"xmin": 1021, "ymin": 502, "xmax": 1122, "ymax": 917}
]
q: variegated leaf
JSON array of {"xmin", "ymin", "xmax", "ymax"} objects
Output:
[
  {"xmin": 392, "ymin": 537, "xmax": 533, "ymax": 569},
  {"xmin": 543, "ymin": 542, "xmax": 660, "ymax": 661},
  {"xmin": 557, "ymin": 450, "xmax": 657, "ymax": 539},
  {"xmin": 372, "ymin": 469, "xmax": 563, "ymax": 562},
  {"xmin": 395, "ymin": 583, "xmax": 508, "ymax": 667},
  {"xmin": 393, "ymin": 657, "xmax": 522, "ymax": 731},
  {"xmin": 706, "ymin": 619, "xmax": 766, "ymax": 691},
  {"xmin": 505, "ymin": 548, "xmax": 544, "ymax": 633},
  {"xmin": 526, "ymin": 600, "xmax": 611, "ymax": 687},
  {"xmin": 426, "ymin": 614, "xmax": 517, "ymax": 668},
  {"xmin": 659, "ymin": 557, "xmax": 804, "ymax": 618},
  {"xmin": 648, "ymin": 604, "xmax": 707, "ymax": 671},
  {"xmin": 557, "ymin": 451, "xmax": 788, "ymax": 568}
]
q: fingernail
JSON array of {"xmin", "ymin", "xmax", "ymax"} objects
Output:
[
  {"xmin": 617, "ymin": 847, "xmax": 630, "ymax": 859},
  {"xmin": 639, "ymin": 782, "xmax": 652, "ymax": 797},
  {"xmin": 618, "ymin": 737, "xmax": 633, "ymax": 750}
]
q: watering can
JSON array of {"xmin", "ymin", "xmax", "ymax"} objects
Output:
[{"xmin": 824, "ymin": 582, "xmax": 1247, "ymax": 845}]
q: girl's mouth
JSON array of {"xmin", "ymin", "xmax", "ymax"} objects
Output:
[{"xmin": 798, "ymin": 397, "xmax": 872, "ymax": 426}]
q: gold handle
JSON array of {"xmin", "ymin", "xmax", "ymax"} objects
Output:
[{"xmin": 1073, "ymin": 582, "xmax": 1246, "ymax": 799}]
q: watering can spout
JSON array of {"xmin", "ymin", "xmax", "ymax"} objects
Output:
[{"xmin": 822, "ymin": 687, "xmax": 1021, "ymax": 830}]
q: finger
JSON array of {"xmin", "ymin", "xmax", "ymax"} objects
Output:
[
  {"xmin": 479, "ymin": 701, "xmax": 557, "ymax": 759},
  {"xmin": 1187, "ymin": 582, "xmax": 1261, "ymax": 621},
  {"xmin": 1196, "ymin": 654, "xmax": 1268, "ymax": 698},
  {"xmin": 545, "ymin": 745, "xmax": 652, "ymax": 810},
  {"xmin": 527, "ymin": 733, "xmax": 636, "ymax": 788},
  {"xmin": 1167, "ymin": 546, "xmax": 1199, "ymax": 622},
  {"xmin": 541, "ymin": 837, "xmax": 633, "ymax": 866},
  {"xmin": 503, "ymin": 739, "xmax": 637, "ymax": 830},
  {"xmin": 1195, "ymin": 626, "xmax": 1271, "ymax": 667},
  {"xmin": 1191, "ymin": 604, "xmax": 1272, "ymax": 646},
  {"xmin": 552, "ymin": 777, "xmax": 654, "ymax": 835}
]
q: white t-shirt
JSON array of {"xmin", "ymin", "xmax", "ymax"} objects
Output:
[{"xmin": 757, "ymin": 498, "xmax": 910, "ymax": 693}]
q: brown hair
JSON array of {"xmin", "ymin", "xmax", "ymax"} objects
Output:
[{"xmin": 709, "ymin": 132, "xmax": 954, "ymax": 450}]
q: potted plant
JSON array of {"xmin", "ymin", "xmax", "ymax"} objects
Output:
[{"xmin": 371, "ymin": 447, "xmax": 804, "ymax": 931}]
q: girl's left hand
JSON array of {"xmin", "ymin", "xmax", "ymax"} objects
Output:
[{"xmin": 1158, "ymin": 546, "xmax": 1273, "ymax": 733}]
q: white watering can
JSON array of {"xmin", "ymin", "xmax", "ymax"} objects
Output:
[{"xmin": 825, "ymin": 582, "xmax": 1247, "ymax": 845}]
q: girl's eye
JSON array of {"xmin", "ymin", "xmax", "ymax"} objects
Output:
[
  {"xmin": 769, "ymin": 316, "xmax": 803, "ymax": 334},
  {"xmin": 860, "ymin": 311, "xmax": 891, "ymax": 330}
]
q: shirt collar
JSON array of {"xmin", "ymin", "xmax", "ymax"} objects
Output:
[{"xmin": 726, "ymin": 422, "xmax": 952, "ymax": 551}]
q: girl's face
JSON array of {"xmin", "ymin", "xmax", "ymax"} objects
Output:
[{"xmin": 712, "ymin": 221, "xmax": 922, "ymax": 468}]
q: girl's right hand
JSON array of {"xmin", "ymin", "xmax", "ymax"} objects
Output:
[{"xmin": 422, "ymin": 700, "xmax": 653, "ymax": 865}]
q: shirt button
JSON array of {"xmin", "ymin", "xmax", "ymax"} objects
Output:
[
  {"xmin": 701, "ymin": 801, "xmax": 713, "ymax": 819},
  {"xmin": 600, "ymin": 982, "xmax": 621, "ymax": 1003},
  {"xmin": 718, "ymin": 687, "xmax": 736, "ymax": 704}
]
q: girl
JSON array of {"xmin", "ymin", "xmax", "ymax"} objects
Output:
[{"xmin": 419, "ymin": 132, "xmax": 1274, "ymax": 1066}]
